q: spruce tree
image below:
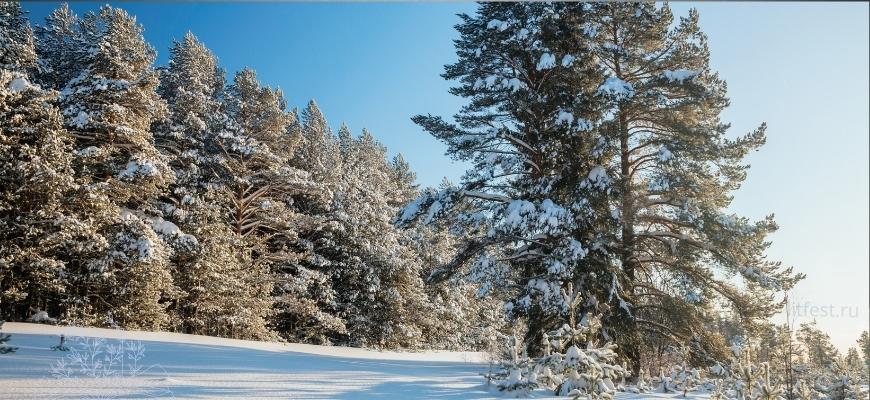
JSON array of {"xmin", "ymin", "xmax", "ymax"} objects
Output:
[
  {"xmin": 0, "ymin": 320, "xmax": 16, "ymax": 354},
  {"xmin": 397, "ymin": 2, "xmax": 612, "ymax": 355}
]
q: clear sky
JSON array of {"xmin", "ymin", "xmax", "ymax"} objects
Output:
[{"xmin": 22, "ymin": 2, "xmax": 869, "ymax": 351}]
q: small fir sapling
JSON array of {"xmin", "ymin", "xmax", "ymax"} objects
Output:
[
  {"xmin": 751, "ymin": 362, "xmax": 784, "ymax": 400},
  {"xmin": 707, "ymin": 361, "xmax": 730, "ymax": 400},
  {"xmin": 549, "ymin": 284, "xmax": 629, "ymax": 399},
  {"xmin": 0, "ymin": 321, "xmax": 17, "ymax": 354},
  {"xmin": 495, "ymin": 334, "xmax": 538, "ymax": 395},
  {"xmin": 663, "ymin": 347, "xmax": 702, "ymax": 397},
  {"xmin": 627, "ymin": 368, "xmax": 651, "ymax": 393}
]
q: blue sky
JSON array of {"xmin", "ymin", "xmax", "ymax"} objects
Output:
[{"xmin": 22, "ymin": 2, "xmax": 869, "ymax": 351}]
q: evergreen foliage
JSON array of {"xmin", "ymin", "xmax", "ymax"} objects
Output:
[
  {"xmin": 397, "ymin": 1, "xmax": 804, "ymax": 376},
  {"xmin": 0, "ymin": 320, "xmax": 16, "ymax": 354},
  {"xmin": 0, "ymin": 1, "xmax": 497, "ymax": 351},
  {"xmin": 0, "ymin": 7, "xmax": 856, "ymax": 394}
]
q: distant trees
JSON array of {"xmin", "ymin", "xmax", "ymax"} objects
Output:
[
  {"xmin": 0, "ymin": 1, "xmax": 499, "ymax": 350},
  {"xmin": 797, "ymin": 321, "xmax": 840, "ymax": 374},
  {"xmin": 859, "ymin": 331, "xmax": 870, "ymax": 362}
]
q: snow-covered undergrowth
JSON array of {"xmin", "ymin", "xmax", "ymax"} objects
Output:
[{"xmin": 0, "ymin": 323, "xmax": 712, "ymax": 399}]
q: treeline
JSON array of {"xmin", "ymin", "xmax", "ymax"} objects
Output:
[{"xmin": 0, "ymin": 2, "xmax": 503, "ymax": 349}]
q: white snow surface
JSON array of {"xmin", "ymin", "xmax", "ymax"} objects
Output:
[
  {"xmin": 486, "ymin": 19, "xmax": 509, "ymax": 32},
  {"xmin": 0, "ymin": 323, "xmax": 710, "ymax": 399},
  {"xmin": 74, "ymin": 146, "xmax": 100, "ymax": 157},
  {"xmin": 556, "ymin": 110, "xmax": 574, "ymax": 125},
  {"xmin": 661, "ymin": 69, "xmax": 699, "ymax": 82},
  {"xmin": 69, "ymin": 110, "xmax": 90, "ymax": 128},
  {"xmin": 118, "ymin": 159, "xmax": 159, "ymax": 179},
  {"xmin": 8, "ymin": 76, "xmax": 37, "ymax": 93},
  {"xmin": 598, "ymin": 76, "xmax": 635, "ymax": 98},
  {"xmin": 659, "ymin": 146, "xmax": 673, "ymax": 161},
  {"xmin": 537, "ymin": 52, "xmax": 556, "ymax": 70}
]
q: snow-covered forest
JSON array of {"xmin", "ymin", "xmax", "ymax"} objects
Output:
[{"xmin": 0, "ymin": 2, "xmax": 867, "ymax": 399}]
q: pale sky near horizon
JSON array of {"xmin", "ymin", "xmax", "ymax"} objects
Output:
[{"xmin": 22, "ymin": 2, "xmax": 869, "ymax": 352}]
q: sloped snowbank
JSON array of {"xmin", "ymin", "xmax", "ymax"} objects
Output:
[
  {"xmin": 1, "ymin": 322, "xmax": 486, "ymax": 363},
  {"xmin": 0, "ymin": 323, "xmax": 707, "ymax": 399}
]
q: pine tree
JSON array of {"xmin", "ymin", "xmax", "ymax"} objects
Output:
[
  {"xmin": 153, "ymin": 31, "xmax": 227, "ymax": 330},
  {"xmin": 858, "ymin": 331, "xmax": 870, "ymax": 375},
  {"xmin": 209, "ymin": 68, "xmax": 326, "ymax": 340},
  {"xmin": 40, "ymin": 5, "xmax": 177, "ymax": 329},
  {"xmin": 184, "ymin": 213, "xmax": 273, "ymax": 339},
  {"xmin": 271, "ymin": 101, "xmax": 346, "ymax": 343},
  {"xmin": 295, "ymin": 101, "xmax": 342, "ymax": 204},
  {"xmin": 32, "ymin": 3, "xmax": 80, "ymax": 89},
  {"xmin": 797, "ymin": 321, "xmax": 839, "ymax": 374},
  {"xmin": 411, "ymin": 216, "xmax": 505, "ymax": 351},
  {"xmin": 0, "ymin": 4, "xmax": 89, "ymax": 321},
  {"xmin": 334, "ymin": 128, "xmax": 429, "ymax": 348},
  {"xmin": 584, "ymin": 2, "xmax": 804, "ymax": 373},
  {"xmin": 844, "ymin": 347, "xmax": 866, "ymax": 382},
  {"xmin": 0, "ymin": 71, "xmax": 77, "ymax": 321},
  {"xmin": 155, "ymin": 31, "xmax": 224, "ymax": 222},
  {"xmin": 0, "ymin": 1, "xmax": 36, "ymax": 71},
  {"xmin": 400, "ymin": 1, "xmax": 804, "ymax": 374},
  {"xmin": 387, "ymin": 153, "xmax": 418, "ymax": 207}
]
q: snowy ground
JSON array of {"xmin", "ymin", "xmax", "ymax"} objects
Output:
[{"xmin": 0, "ymin": 322, "xmax": 707, "ymax": 399}]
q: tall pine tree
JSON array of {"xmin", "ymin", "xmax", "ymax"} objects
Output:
[
  {"xmin": 586, "ymin": 2, "xmax": 803, "ymax": 373},
  {"xmin": 336, "ymin": 129, "xmax": 429, "ymax": 348},
  {"xmin": 272, "ymin": 102, "xmax": 347, "ymax": 344},
  {"xmin": 209, "ymin": 68, "xmax": 323, "ymax": 339},
  {"xmin": 32, "ymin": 3, "xmax": 79, "ymax": 90},
  {"xmin": 154, "ymin": 32, "xmax": 239, "ymax": 330},
  {"xmin": 399, "ymin": 2, "xmax": 803, "ymax": 373},
  {"xmin": 0, "ymin": 1, "xmax": 35, "ymax": 71},
  {"xmin": 0, "ymin": 2, "xmax": 92, "ymax": 321},
  {"xmin": 39, "ymin": 5, "xmax": 178, "ymax": 329}
]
